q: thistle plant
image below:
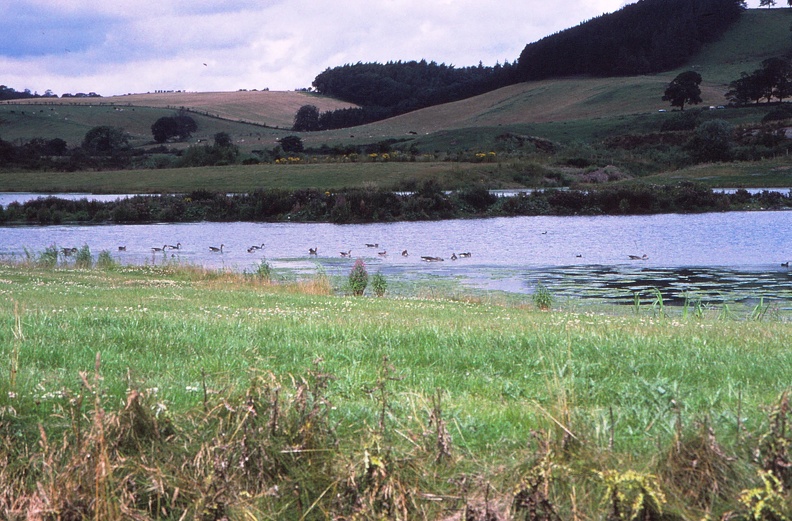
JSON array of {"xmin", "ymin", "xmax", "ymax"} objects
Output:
[
  {"xmin": 533, "ymin": 283, "xmax": 553, "ymax": 310},
  {"xmin": 349, "ymin": 258, "xmax": 368, "ymax": 296}
]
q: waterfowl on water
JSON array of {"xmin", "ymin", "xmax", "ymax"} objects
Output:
[
  {"xmin": 61, "ymin": 247, "xmax": 78, "ymax": 256},
  {"xmin": 309, "ymin": 247, "xmax": 318, "ymax": 255},
  {"xmin": 421, "ymin": 256, "xmax": 444, "ymax": 262},
  {"xmin": 247, "ymin": 243, "xmax": 265, "ymax": 253},
  {"xmin": 340, "ymin": 250, "xmax": 352, "ymax": 257},
  {"xmin": 209, "ymin": 244, "xmax": 224, "ymax": 253},
  {"xmin": 458, "ymin": 252, "xmax": 471, "ymax": 258},
  {"xmin": 783, "ymin": 262, "xmax": 790, "ymax": 267},
  {"xmin": 451, "ymin": 253, "xmax": 458, "ymax": 261},
  {"xmin": 365, "ymin": 243, "xmax": 378, "ymax": 248},
  {"xmin": 166, "ymin": 242, "xmax": 181, "ymax": 250},
  {"xmin": 401, "ymin": 250, "xmax": 409, "ymax": 257},
  {"xmin": 628, "ymin": 254, "xmax": 648, "ymax": 260},
  {"xmin": 151, "ymin": 245, "xmax": 166, "ymax": 252},
  {"xmin": 118, "ymin": 246, "xmax": 126, "ymax": 251}
]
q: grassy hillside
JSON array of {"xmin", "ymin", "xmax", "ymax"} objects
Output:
[
  {"xmin": 333, "ymin": 9, "xmax": 792, "ymax": 143},
  {"xmin": 0, "ymin": 104, "xmax": 282, "ymax": 148},
  {"xmin": 0, "ymin": 91, "xmax": 356, "ymax": 149}
]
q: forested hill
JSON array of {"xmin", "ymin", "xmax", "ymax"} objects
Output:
[
  {"xmin": 310, "ymin": 0, "xmax": 746, "ymax": 129},
  {"xmin": 310, "ymin": 60, "xmax": 519, "ymax": 128},
  {"xmin": 517, "ymin": 0, "xmax": 744, "ymax": 80}
]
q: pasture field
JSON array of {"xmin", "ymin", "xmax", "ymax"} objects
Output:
[
  {"xmin": 0, "ymin": 161, "xmax": 499, "ymax": 193},
  {"xmin": 1, "ymin": 153, "xmax": 790, "ymax": 194},
  {"xmin": 2, "ymin": 258, "xmax": 792, "ymax": 518}
]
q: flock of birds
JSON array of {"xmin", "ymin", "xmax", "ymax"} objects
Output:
[
  {"xmin": 119, "ymin": 241, "xmax": 474, "ymax": 262},
  {"xmin": 331, "ymin": 243, "xmax": 473, "ymax": 262},
  {"xmin": 63, "ymin": 242, "xmax": 792, "ymax": 267}
]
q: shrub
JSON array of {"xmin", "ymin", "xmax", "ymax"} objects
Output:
[
  {"xmin": 687, "ymin": 119, "xmax": 734, "ymax": 163},
  {"xmin": 660, "ymin": 110, "xmax": 700, "ymax": 131},
  {"xmin": 762, "ymin": 108, "xmax": 792, "ymax": 124},
  {"xmin": 371, "ymin": 272, "xmax": 387, "ymax": 297},
  {"xmin": 75, "ymin": 244, "xmax": 92, "ymax": 269},
  {"xmin": 96, "ymin": 250, "xmax": 117, "ymax": 269},
  {"xmin": 252, "ymin": 260, "xmax": 272, "ymax": 282},
  {"xmin": 38, "ymin": 245, "xmax": 59, "ymax": 268},
  {"xmin": 349, "ymin": 259, "xmax": 368, "ymax": 296},
  {"xmin": 533, "ymin": 283, "xmax": 553, "ymax": 310}
]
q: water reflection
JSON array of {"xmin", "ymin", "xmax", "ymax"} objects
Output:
[{"xmin": 1, "ymin": 211, "xmax": 790, "ymax": 305}]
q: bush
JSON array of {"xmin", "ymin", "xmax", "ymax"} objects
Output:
[
  {"xmin": 38, "ymin": 245, "xmax": 59, "ymax": 268},
  {"xmin": 371, "ymin": 272, "xmax": 387, "ymax": 297},
  {"xmin": 96, "ymin": 250, "xmax": 117, "ymax": 269},
  {"xmin": 349, "ymin": 259, "xmax": 368, "ymax": 296},
  {"xmin": 762, "ymin": 108, "xmax": 792, "ymax": 124},
  {"xmin": 75, "ymin": 244, "xmax": 92, "ymax": 269},
  {"xmin": 687, "ymin": 119, "xmax": 734, "ymax": 163},
  {"xmin": 251, "ymin": 260, "xmax": 272, "ymax": 282},
  {"xmin": 660, "ymin": 110, "xmax": 700, "ymax": 132},
  {"xmin": 533, "ymin": 283, "xmax": 553, "ymax": 310}
]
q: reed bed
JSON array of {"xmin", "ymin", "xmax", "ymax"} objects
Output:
[{"xmin": 1, "ymin": 258, "xmax": 792, "ymax": 519}]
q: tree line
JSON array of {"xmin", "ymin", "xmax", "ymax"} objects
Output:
[
  {"xmin": 726, "ymin": 57, "xmax": 792, "ymax": 105},
  {"xmin": 0, "ymin": 85, "xmax": 58, "ymax": 101},
  {"xmin": 3, "ymin": 183, "xmax": 790, "ymax": 226},
  {"xmin": 0, "ymin": 85, "xmax": 102, "ymax": 100}
]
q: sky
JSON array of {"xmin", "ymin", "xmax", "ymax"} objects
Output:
[{"xmin": 0, "ymin": 0, "xmax": 775, "ymax": 97}]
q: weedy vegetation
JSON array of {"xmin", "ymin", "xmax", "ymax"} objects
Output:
[{"xmin": 1, "ymin": 257, "xmax": 792, "ymax": 519}]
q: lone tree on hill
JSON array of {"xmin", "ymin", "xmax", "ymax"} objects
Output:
[
  {"xmin": 82, "ymin": 126, "xmax": 129, "ymax": 154},
  {"xmin": 293, "ymin": 105, "xmax": 320, "ymax": 131},
  {"xmin": 662, "ymin": 71, "xmax": 703, "ymax": 111},
  {"xmin": 151, "ymin": 111, "xmax": 197, "ymax": 143}
]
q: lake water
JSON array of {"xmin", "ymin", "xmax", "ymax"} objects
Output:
[{"xmin": 2, "ymin": 208, "xmax": 791, "ymax": 306}]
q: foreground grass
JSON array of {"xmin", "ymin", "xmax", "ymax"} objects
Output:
[{"xmin": 2, "ymin": 261, "xmax": 792, "ymax": 519}]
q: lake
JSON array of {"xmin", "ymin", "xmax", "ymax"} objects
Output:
[{"xmin": 2, "ymin": 208, "xmax": 791, "ymax": 306}]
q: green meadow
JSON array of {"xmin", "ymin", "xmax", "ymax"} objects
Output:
[{"xmin": 2, "ymin": 257, "xmax": 792, "ymax": 519}]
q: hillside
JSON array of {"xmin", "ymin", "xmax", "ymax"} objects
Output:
[
  {"xmin": 0, "ymin": 90, "xmax": 356, "ymax": 141},
  {"xmin": 330, "ymin": 9, "xmax": 791, "ymax": 137},
  {"xmin": 1, "ymin": 9, "xmax": 789, "ymax": 153},
  {"xmin": 97, "ymin": 90, "xmax": 357, "ymax": 129}
]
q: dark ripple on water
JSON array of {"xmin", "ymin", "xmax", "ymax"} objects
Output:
[{"xmin": 518, "ymin": 265, "xmax": 792, "ymax": 306}]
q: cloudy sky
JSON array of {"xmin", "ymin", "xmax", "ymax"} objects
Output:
[{"xmin": 0, "ymin": 0, "xmax": 772, "ymax": 97}]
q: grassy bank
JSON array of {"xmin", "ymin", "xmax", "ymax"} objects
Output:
[
  {"xmin": 2, "ymin": 258, "xmax": 792, "ymax": 519},
  {"xmin": 0, "ymin": 161, "xmax": 494, "ymax": 193}
]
